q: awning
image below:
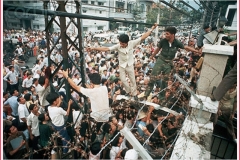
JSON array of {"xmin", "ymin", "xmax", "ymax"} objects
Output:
[{"xmin": 97, "ymin": 0, "xmax": 107, "ymax": 2}]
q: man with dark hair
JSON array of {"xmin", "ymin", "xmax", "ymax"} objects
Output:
[
  {"xmin": 17, "ymin": 96, "xmax": 29, "ymax": 131},
  {"xmin": 89, "ymin": 142, "xmax": 101, "ymax": 160},
  {"xmin": 197, "ymin": 24, "xmax": 211, "ymax": 48},
  {"xmin": 3, "ymin": 65, "xmax": 19, "ymax": 92},
  {"xmin": 37, "ymin": 76, "xmax": 50, "ymax": 110},
  {"xmin": 88, "ymin": 23, "xmax": 158, "ymax": 100},
  {"xmin": 62, "ymin": 71, "xmax": 112, "ymax": 122},
  {"xmin": 46, "ymin": 92, "xmax": 71, "ymax": 154},
  {"xmin": 22, "ymin": 72, "xmax": 33, "ymax": 91},
  {"xmin": 5, "ymin": 125, "xmax": 29, "ymax": 159},
  {"xmin": 27, "ymin": 104, "xmax": 40, "ymax": 157},
  {"xmin": 32, "ymin": 59, "xmax": 41, "ymax": 76},
  {"xmin": 144, "ymin": 27, "xmax": 201, "ymax": 99},
  {"xmin": 4, "ymin": 90, "xmax": 19, "ymax": 117}
]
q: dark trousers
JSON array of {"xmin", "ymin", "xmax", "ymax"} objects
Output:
[
  {"xmin": 10, "ymin": 84, "xmax": 19, "ymax": 92},
  {"xmin": 145, "ymin": 58, "xmax": 172, "ymax": 97},
  {"xmin": 213, "ymin": 62, "xmax": 237, "ymax": 100},
  {"xmin": 52, "ymin": 124, "xmax": 70, "ymax": 154},
  {"xmin": 31, "ymin": 135, "xmax": 41, "ymax": 159},
  {"xmin": 213, "ymin": 108, "xmax": 236, "ymax": 140}
]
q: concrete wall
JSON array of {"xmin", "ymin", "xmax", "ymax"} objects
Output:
[{"xmin": 197, "ymin": 44, "xmax": 234, "ymax": 96}]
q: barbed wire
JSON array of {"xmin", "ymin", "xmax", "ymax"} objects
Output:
[{"xmin": 143, "ymin": 87, "xmax": 184, "ymax": 147}]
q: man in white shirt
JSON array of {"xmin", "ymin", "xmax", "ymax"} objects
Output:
[
  {"xmin": 32, "ymin": 59, "xmax": 42, "ymax": 76},
  {"xmin": 43, "ymin": 54, "xmax": 49, "ymax": 67},
  {"xmin": 37, "ymin": 50, "xmax": 45, "ymax": 60},
  {"xmin": 62, "ymin": 71, "xmax": 112, "ymax": 122},
  {"xmin": 15, "ymin": 45, "xmax": 23, "ymax": 55},
  {"xmin": 69, "ymin": 48, "xmax": 76, "ymax": 60},
  {"xmin": 37, "ymin": 76, "xmax": 50, "ymax": 109},
  {"xmin": 46, "ymin": 92, "xmax": 71, "ymax": 154},
  {"xmin": 72, "ymin": 73, "xmax": 82, "ymax": 85},
  {"xmin": 22, "ymin": 72, "xmax": 33, "ymax": 90},
  {"xmin": 50, "ymin": 52, "xmax": 57, "ymax": 63},
  {"xmin": 27, "ymin": 104, "xmax": 40, "ymax": 152},
  {"xmin": 3, "ymin": 65, "xmax": 18, "ymax": 92},
  {"xmin": 88, "ymin": 23, "xmax": 158, "ymax": 100},
  {"xmin": 56, "ymin": 51, "xmax": 63, "ymax": 64},
  {"xmin": 17, "ymin": 96, "xmax": 29, "ymax": 131}
]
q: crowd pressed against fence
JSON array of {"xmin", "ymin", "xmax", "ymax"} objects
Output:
[{"xmin": 2, "ymin": 23, "xmax": 237, "ymax": 159}]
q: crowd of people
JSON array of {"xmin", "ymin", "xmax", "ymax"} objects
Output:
[{"xmin": 2, "ymin": 23, "xmax": 237, "ymax": 159}]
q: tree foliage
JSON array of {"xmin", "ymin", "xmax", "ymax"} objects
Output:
[{"xmin": 146, "ymin": 4, "xmax": 186, "ymax": 25}]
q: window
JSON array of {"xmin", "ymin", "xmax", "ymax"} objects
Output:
[
  {"xmin": 33, "ymin": 25, "xmax": 40, "ymax": 29},
  {"xmin": 11, "ymin": 22, "xmax": 18, "ymax": 27},
  {"xmin": 82, "ymin": 0, "xmax": 88, "ymax": 4},
  {"xmin": 116, "ymin": 2, "xmax": 124, "ymax": 12},
  {"xmin": 127, "ymin": 3, "xmax": 132, "ymax": 13},
  {"xmin": 97, "ymin": 26, "xmax": 103, "ymax": 30},
  {"xmin": 226, "ymin": 9, "xmax": 236, "ymax": 26},
  {"xmin": 91, "ymin": 1, "xmax": 95, "ymax": 5},
  {"xmin": 99, "ymin": 11, "xmax": 102, "ymax": 14},
  {"xmin": 83, "ymin": 27, "xmax": 88, "ymax": 31},
  {"xmin": 98, "ymin": 2, "xmax": 104, "ymax": 6},
  {"xmin": 140, "ymin": 4, "xmax": 144, "ymax": 12}
]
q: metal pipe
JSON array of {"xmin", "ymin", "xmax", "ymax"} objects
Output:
[
  {"xmin": 159, "ymin": 0, "xmax": 191, "ymax": 17},
  {"xmin": 58, "ymin": 1, "xmax": 71, "ymax": 102},
  {"xmin": 179, "ymin": 0, "xmax": 200, "ymax": 13},
  {"xmin": 4, "ymin": 4, "xmax": 192, "ymax": 26}
]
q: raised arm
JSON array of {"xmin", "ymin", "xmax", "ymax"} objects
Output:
[
  {"xmin": 62, "ymin": 69, "xmax": 81, "ymax": 92},
  {"xmin": 87, "ymin": 46, "xmax": 110, "ymax": 52},
  {"xmin": 140, "ymin": 23, "xmax": 158, "ymax": 41}
]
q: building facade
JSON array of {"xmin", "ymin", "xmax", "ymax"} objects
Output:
[
  {"xmin": 3, "ymin": 0, "xmax": 154, "ymax": 32},
  {"xmin": 224, "ymin": 2, "xmax": 237, "ymax": 32}
]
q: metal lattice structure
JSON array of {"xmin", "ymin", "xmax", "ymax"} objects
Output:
[{"xmin": 42, "ymin": 0, "xmax": 87, "ymax": 114}]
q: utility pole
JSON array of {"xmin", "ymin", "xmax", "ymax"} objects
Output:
[
  {"xmin": 202, "ymin": 0, "xmax": 209, "ymax": 28},
  {"xmin": 154, "ymin": 5, "xmax": 160, "ymax": 46},
  {"xmin": 209, "ymin": 2, "xmax": 217, "ymax": 27}
]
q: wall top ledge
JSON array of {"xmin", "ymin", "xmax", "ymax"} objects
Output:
[
  {"xmin": 202, "ymin": 44, "xmax": 233, "ymax": 56},
  {"xmin": 189, "ymin": 94, "xmax": 219, "ymax": 113}
]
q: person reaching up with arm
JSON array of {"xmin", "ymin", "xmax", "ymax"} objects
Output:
[
  {"xmin": 144, "ymin": 27, "xmax": 201, "ymax": 99},
  {"xmin": 62, "ymin": 70, "xmax": 112, "ymax": 122},
  {"xmin": 87, "ymin": 23, "xmax": 158, "ymax": 100}
]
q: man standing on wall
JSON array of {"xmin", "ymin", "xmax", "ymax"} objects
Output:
[
  {"xmin": 87, "ymin": 23, "xmax": 158, "ymax": 100},
  {"xmin": 144, "ymin": 27, "xmax": 202, "ymax": 99}
]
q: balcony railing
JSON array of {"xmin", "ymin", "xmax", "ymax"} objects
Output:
[{"xmin": 211, "ymin": 134, "xmax": 237, "ymax": 159}]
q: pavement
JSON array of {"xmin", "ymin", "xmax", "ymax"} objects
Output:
[{"xmin": 25, "ymin": 56, "xmax": 37, "ymax": 69}]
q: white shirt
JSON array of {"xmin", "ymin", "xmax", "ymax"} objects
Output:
[
  {"xmin": 48, "ymin": 106, "xmax": 66, "ymax": 126},
  {"xmin": 43, "ymin": 57, "xmax": 49, "ymax": 67},
  {"xmin": 16, "ymin": 47, "xmax": 23, "ymax": 55},
  {"xmin": 27, "ymin": 112, "xmax": 40, "ymax": 136},
  {"xmin": 37, "ymin": 85, "xmax": 50, "ymax": 106},
  {"xmin": 72, "ymin": 110, "xmax": 83, "ymax": 128},
  {"xmin": 110, "ymin": 146, "xmax": 120, "ymax": 160},
  {"xmin": 3, "ymin": 71, "xmax": 18, "ymax": 85},
  {"xmin": 32, "ymin": 64, "xmax": 41, "ymax": 75},
  {"xmin": 56, "ymin": 53, "xmax": 63, "ymax": 63},
  {"xmin": 73, "ymin": 78, "xmax": 82, "ymax": 85},
  {"xmin": 50, "ymin": 54, "xmax": 56, "ymax": 62},
  {"xmin": 18, "ymin": 103, "xmax": 30, "ymax": 123},
  {"xmin": 109, "ymin": 38, "xmax": 141, "ymax": 68},
  {"xmin": 80, "ymin": 86, "xmax": 111, "ymax": 122},
  {"xmin": 22, "ymin": 78, "xmax": 33, "ymax": 88},
  {"xmin": 37, "ymin": 54, "xmax": 44, "ymax": 60}
]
